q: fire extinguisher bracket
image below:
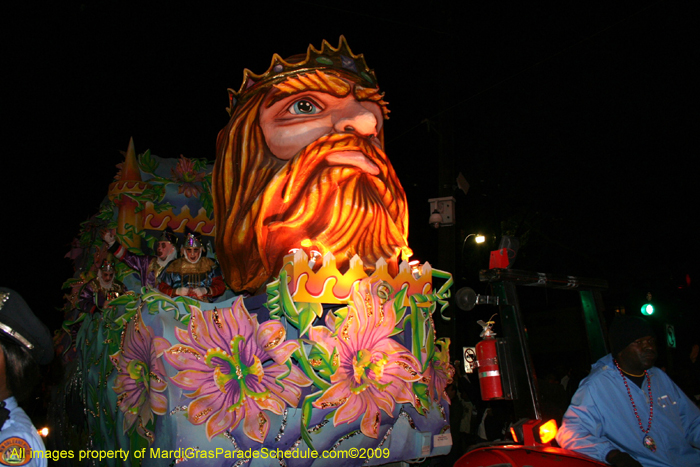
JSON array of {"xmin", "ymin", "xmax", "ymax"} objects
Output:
[{"xmin": 496, "ymin": 338, "xmax": 518, "ymax": 400}]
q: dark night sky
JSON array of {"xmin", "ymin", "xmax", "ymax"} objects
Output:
[{"xmin": 3, "ymin": 2, "xmax": 698, "ymax": 353}]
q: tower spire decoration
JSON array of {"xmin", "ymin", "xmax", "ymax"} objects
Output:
[{"xmin": 108, "ymin": 137, "xmax": 150, "ymax": 249}]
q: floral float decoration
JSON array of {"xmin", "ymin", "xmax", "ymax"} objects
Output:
[
  {"xmin": 111, "ymin": 310, "xmax": 170, "ymax": 443},
  {"xmin": 267, "ymin": 249, "xmax": 455, "ymax": 453},
  {"xmin": 171, "ymin": 154, "xmax": 207, "ymax": 199},
  {"xmin": 311, "ymin": 279, "xmax": 422, "ymax": 439},
  {"xmin": 163, "ymin": 300, "xmax": 312, "ymax": 442}
]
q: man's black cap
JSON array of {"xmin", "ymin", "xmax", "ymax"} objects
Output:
[
  {"xmin": 0, "ymin": 288, "xmax": 53, "ymax": 365},
  {"xmin": 609, "ymin": 314, "xmax": 654, "ymax": 358}
]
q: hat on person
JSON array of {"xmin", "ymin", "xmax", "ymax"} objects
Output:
[
  {"xmin": 0, "ymin": 288, "xmax": 54, "ymax": 365},
  {"xmin": 182, "ymin": 228, "xmax": 207, "ymax": 254},
  {"xmin": 158, "ymin": 227, "xmax": 178, "ymax": 247},
  {"xmin": 183, "ymin": 231, "xmax": 203, "ymax": 249},
  {"xmin": 609, "ymin": 314, "xmax": 654, "ymax": 358},
  {"xmin": 99, "ymin": 258, "xmax": 116, "ymax": 272}
]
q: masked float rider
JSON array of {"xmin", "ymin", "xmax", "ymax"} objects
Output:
[
  {"xmin": 157, "ymin": 232, "xmax": 225, "ymax": 302},
  {"xmin": 103, "ymin": 228, "xmax": 178, "ymax": 288},
  {"xmin": 79, "ymin": 258, "xmax": 126, "ymax": 314}
]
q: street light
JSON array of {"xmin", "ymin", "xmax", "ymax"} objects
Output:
[
  {"xmin": 461, "ymin": 233, "xmax": 486, "ymax": 261},
  {"xmin": 463, "ymin": 233, "xmax": 486, "ymax": 248}
]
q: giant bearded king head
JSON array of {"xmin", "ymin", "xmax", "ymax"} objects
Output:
[{"xmin": 213, "ymin": 37, "xmax": 411, "ymax": 293}]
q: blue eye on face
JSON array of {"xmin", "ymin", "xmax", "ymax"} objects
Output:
[{"xmin": 289, "ymin": 99, "xmax": 321, "ymax": 115}]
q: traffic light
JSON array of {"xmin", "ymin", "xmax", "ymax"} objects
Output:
[{"xmin": 641, "ymin": 292, "xmax": 655, "ymax": 316}]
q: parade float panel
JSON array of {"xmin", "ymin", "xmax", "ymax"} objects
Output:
[
  {"xmin": 61, "ymin": 137, "xmax": 216, "ymax": 294},
  {"xmin": 55, "ymin": 37, "xmax": 455, "ymax": 467}
]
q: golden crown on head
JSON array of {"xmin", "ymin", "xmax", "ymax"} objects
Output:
[{"xmin": 227, "ymin": 36, "xmax": 380, "ymax": 114}]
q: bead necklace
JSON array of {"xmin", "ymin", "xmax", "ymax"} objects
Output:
[{"xmin": 613, "ymin": 359, "xmax": 656, "ymax": 452}]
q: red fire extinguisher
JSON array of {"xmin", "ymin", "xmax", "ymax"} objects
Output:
[{"xmin": 476, "ymin": 317, "xmax": 503, "ymax": 400}]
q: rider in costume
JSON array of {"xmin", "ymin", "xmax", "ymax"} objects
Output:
[
  {"xmin": 104, "ymin": 228, "xmax": 178, "ymax": 288},
  {"xmin": 157, "ymin": 231, "xmax": 226, "ymax": 302},
  {"xmin": 79, "ymin": 258, "xmax": 126, "ymax": 314}
]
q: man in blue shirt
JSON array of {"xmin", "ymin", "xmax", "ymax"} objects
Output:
[
  {"xmin": 0, "ymin": 288, "xmax": 54, "ymax": 467},
  {"xmin": 557, "ymin": 315, "xmax": 700, "ymax": 467}
]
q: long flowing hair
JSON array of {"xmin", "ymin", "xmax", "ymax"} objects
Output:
[{"xmin": 213, "ymin": 92, "xmax": 284, "ymax": 293}]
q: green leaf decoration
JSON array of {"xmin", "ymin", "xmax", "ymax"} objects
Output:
[
  {"xmin": 266, "ymin": 267, "xmax": 323, "ymax": 335},
  {"xmin": 391, "ymin": 287, "xmax": 409, "ymax": 336},
  {"xmin": 326, "ymin": 306, "xmax": 348, "ymax": 334},
  {"xmin": 139, "ymin": 231, "xmax": 157, "ymax": 252},
  {"xmin": 176, "ymin": 296, "xmax": 201, "ymax": 309},
  {"xmin": 307, "ymin": 342, "xmax": 338, "ymax": 380},
  {"xmin": 408, "ymin": 298, "xmax": 427, "ymax": 369},
  {"xmin": 412, "ymin": 382, "xmax": 431, "ymax": 415},
  {"xmin": 271, "ymin": 361, "xmax": 293, "ymax": 392},
  {"xmin": 300, "ymin": 391, "xmax": 324, "ymax": 452},
  {"xmin": 265, "ymin": 277, "xmax": 283, "ymax": 320},
  {"xmin": 200, "ymin": 177, "xmax": 214, "ymax": 218},
  {"xmin": 116, "ymin": 223, "xmax": 142, "ymax": 253},
  {"xmin": 424, "ymin": 311, "xmax": 436, "ymax": 372},
  {"xmin": 141, "ymin": 186, "xmax": 165, "ymax": 205},
  {"xmin": 106, "ymin": 293, "xmax": 136, "ymax": 308},
  {"xmin": 138, "ymin": 149, "xmax": 158, "ymax": 175},
  {"xmin": 293, "ymin": 346, "xmax": 330, "ymax": 391},
  {"xmin": 152, "ymin": 201, "xmax": 175, "ymax": 214},
  {"xmin": 270, "ymin": 270, "xmax": 302, "ymax": 328},
  {"xmin": 296, "ymin": 302, "xmax": 323, "ymax": 337},
  {"xmin": 191, "ymin": 157, "xmax": 210, "ymax": 172},
  {"xmin": 139, "ymin": 290, "xmax": 195, "ymax": 324}
]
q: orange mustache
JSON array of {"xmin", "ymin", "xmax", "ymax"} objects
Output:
[
  {"xmin": 257, "ymin": 133, "xmax": 409, "ymax": 275},
  {"xmin": 280, "ymin": 134, "xmax": 384, "ymax": 202}
]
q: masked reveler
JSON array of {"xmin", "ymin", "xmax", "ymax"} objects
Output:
[
  {"xmin": 103, "ymin": 228, "xmax": 178, "ymax": 288},
  {"xmin": 157, "ymin": 231, "xmax": 226, "ymax": 302},
  {"xmin": 79, "ymin": 258, "xmax": 126, "ymax": 314},
  {"xmin": 213, "ymin": 36, "xmax": 411, "ymax": 294}
]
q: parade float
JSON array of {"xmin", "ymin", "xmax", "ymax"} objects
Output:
[{"xmin": 53, "ymin": 37, "xmax": 455, "ymax": 466}]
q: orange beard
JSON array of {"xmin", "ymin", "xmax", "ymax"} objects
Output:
[{"xmin": 255, "ymin": 133, "xmax": 409, "ymax": 285}]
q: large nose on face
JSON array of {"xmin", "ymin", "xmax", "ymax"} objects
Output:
[{"xmin": 333, "ymin": 100, "xmax": 379, "ymax": 138}]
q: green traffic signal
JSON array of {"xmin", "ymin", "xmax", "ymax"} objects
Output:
[{"xmin": 641, "ymin": 303, "xmax": 655, "ymax": 316}]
